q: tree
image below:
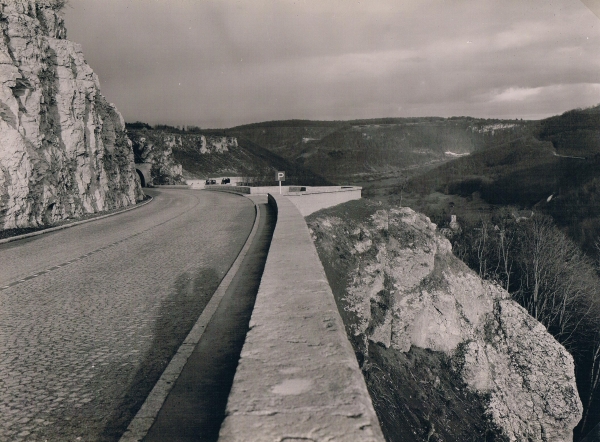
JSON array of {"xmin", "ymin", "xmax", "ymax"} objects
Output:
[
  {"xmin": 514, "ymin": 216, "xmax": 596, "ymax": 348},
  {"xmin": 581, "ymin": 327, "xmax": 600, "ymax": 432},
  {"xmin": 449, "ymin": 212, "xmax": 600, "ymax": 438}
]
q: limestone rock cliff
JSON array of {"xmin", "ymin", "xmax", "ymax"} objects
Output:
[
  {"xmin": 307, "ymin": 200, "xmax": 583, "ymax": 441},
  {"xmin": 128, "ymin": 128, "xmax": 245, "ymax": 182},
  {"xmin": 198, "ymin": 134, "xmax": 238, "ymax": 154},
  {"xmin": 129, "ymin": 133, "xmax": 185, "ymax": 185},
  {"xmin": 0, "ymin": 0, "xmax": 143, "ymax": 229}
]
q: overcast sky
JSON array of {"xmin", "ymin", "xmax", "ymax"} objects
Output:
[{"xmin": 64, "ymin": 0, "xmax": 600, "ymax": 128}]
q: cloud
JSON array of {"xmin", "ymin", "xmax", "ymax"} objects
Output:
[
  {"xmin": 64, "ymin": 0, "xmax": 600, "ymax": 127},
  {"xmin": 491, "ymin": 87, "xmax": 543, "ymax": 102}
]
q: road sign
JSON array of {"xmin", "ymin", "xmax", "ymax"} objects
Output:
[{"xmin": 276, "ymin": 171, "xmax": 285, "ymax": 194}]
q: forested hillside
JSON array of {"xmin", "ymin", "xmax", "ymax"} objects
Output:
[
  {"xmin": 229, "ymin": 117, "xmax": 532, "ymax": 185},
  {"xmin": 406, "ymin": 105, "xmax": 600, "ymax": 255}
]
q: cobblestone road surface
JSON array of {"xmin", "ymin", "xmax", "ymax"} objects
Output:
[{"xmin": 0, "ymin": 189, "xmax": 255, "ymax": 441}]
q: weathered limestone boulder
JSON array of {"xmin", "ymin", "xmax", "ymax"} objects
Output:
[
  {"xmin": 0, "ymin": 0, "xmax": 143, "ymax": 229},
  {"xmin": 308, "ymin": 202, "xmax": 582, "ymax": 441}
]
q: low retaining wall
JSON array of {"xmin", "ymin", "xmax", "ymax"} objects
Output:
[
  {"xmin": 152, "ymin": 185, "xmax": 191, "ymax": 189},
  {"xmin": 205, "ymin": 185, "xmax": 361, "ymax": 216},
  {"xmin": 188, "ymin": 179, "xmax": 247, "ymax": 189},
  {"xmin": 187, "ymin": 180, "xmax": 206, "ymax": 189},
  {"xmin": 204, "ymin": 185, "xmax": 292, "ymax": 194},
  {"xmin": 218, "ymin": 193, "xmax": 384, "ymax": 441},
  {"xmin": 204, "ymin": 186, "xmax": 250, "ymax": 195},
  {"xmin": 287, "ymin": 188, "xmax": 361, "ymax": 216}
]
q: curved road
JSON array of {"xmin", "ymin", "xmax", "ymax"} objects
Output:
[{"xmin": 0, "ymin": 189, "xmax": 256, "ymax": 441}]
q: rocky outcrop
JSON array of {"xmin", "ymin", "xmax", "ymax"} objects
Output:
[
  {"xmin": 0, "ymin": 0, "xmax": 143, "ymax": 229},
  {"xmin": 308, "ymin": 201, "xmax": 583, "ymax": 441},
  {"xmin": 129, "ymin": 133, "xmax": 184, "ymax": 185},
  {"xmin": 128, "ymin": 130, "xmax": 239, "ymax": 184},
  {"xmin": 198, "ymin": 134, "xmax": 238, "ymax": 154}
]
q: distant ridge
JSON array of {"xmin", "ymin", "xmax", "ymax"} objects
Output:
[{"xmin": 228, "ymin": 116, "xmax": 533, "ymax": 184}]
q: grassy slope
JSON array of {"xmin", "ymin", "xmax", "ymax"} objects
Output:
[
  {"xmin": 230, "ymin": 118, "xmax": 531, "ymax": 185},
  {"xmin": 403, "ymin": 105, "xmax": 600, "ymax": 254}
]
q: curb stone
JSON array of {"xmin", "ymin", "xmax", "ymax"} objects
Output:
[{"xmin": 0, "ymin": 196, "xmax": 153, "ymax": 245}]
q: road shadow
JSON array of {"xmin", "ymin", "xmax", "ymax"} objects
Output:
[
  {"xmin": 100, "ymin": 267, "xmax": 220, "ymax": 441},
  {"xmin": 143, "ymin": 202, "xmax": 276, "ymax": 442}
]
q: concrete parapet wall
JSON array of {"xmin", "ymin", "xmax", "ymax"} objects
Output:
[
  {"xmin": 218, "ymin": 194, "xmax": 384, "ymax": 442},
  {"xmin": 287, "ymin": 188, "xmax": 361, "ymax": 216},
  {"xmin": 249, "ymin": 185, "xmax": 291, "ymax": 194},
  {"xmin": 152, "ymin": 185, "xmax": 191, "ymax": 189},
  {"xmin": 291, "ymin": 185, "xmax": 358, "ymax": 194},
  {"xmin": 187, "ymin": 180, "xmax": 206, "ymax": 189},
  {"xmin": 206, "ymin": 185, "xmax": 361, "ymax": 216},
  {"xmin": 187, "ymin": 177, "xmax": 246, "ymax": 189},
  {"xmin": 204, "ymin": 186, "xmax": 250, "ymax": 195},
  {"xmin": 246, "ymin": 185, "xmax": 361, "ymax": 195}
]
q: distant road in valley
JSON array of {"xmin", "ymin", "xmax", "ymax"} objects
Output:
[
  {"xmin": 552, "ymin": 150, "xmax": 586, "ymax": 160},
  {"xmin": 0, "ymin": 189, "xmax": 255, "ymax": 441}
]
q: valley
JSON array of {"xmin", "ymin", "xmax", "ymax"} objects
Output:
[
  {"xmin": 228, "ymin": 117, "xmax": 531, "ymax": 184},
  {"xmin": 132, "ymin": 106, "xmax": 600, "ymax": 260},
  {"xmin": 2, "ymin": 1, "xmax": 599, "ymax": 441},
  {"xmin": 132, "ymin": 105, "xmax": 600, "ymax": 440}
]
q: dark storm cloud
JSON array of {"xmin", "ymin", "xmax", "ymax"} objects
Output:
[{"xmin": 65, "ymin": 0, "xmax": 600, "ymax": 127}]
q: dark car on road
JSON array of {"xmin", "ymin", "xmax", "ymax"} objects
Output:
[
  {"xmin": 205, "ymin": 179, "xmax": 217, "ymax": 185},
  {"xmin": 221, "ymin": 178, "xmax": 230, "ymax": 184}
]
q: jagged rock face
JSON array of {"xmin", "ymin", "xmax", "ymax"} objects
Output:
[
  {"xmin": 308, "ymin": 202, "xmax": 582, "ymax": 441},
  {"xmin": 129, "ymin": 134, "xmax": 184, "ymax": 185},
  {"xmin": 0, "ymin": 0, "xmax": 143, "ymax": 229},
  {"xmin": 198, "ymin": 135, "xmax": 238, "ymax": 154},
  {"xmin": 145, "ymin": 133, "xmax": 238, "ymax": 155},
  {"xmin": 129, "ymin": 131, "xmax": 240, "ymax": 183}
]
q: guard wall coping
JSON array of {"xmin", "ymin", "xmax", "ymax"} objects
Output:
[
  {"xmin": 286, "ymin": 188, "xmax": 362, "ymax": 216},
  {"xmin": 218, "ymin": 193, "xmax": 384, "ymax": 442},
  {"xmin": 205, "ymin": 185, "xmax": 361, "ymax": 216},
  {"xmin": 205, "ymin": 184, "xmax": 361, "ymax": 194},
  {"xmin": 204, "ymin": 186, "xmax": 251, "ymax": 194},
  {"xmin": 152, "ymin": 185, "xmax": 191, "ymax": 189}
]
